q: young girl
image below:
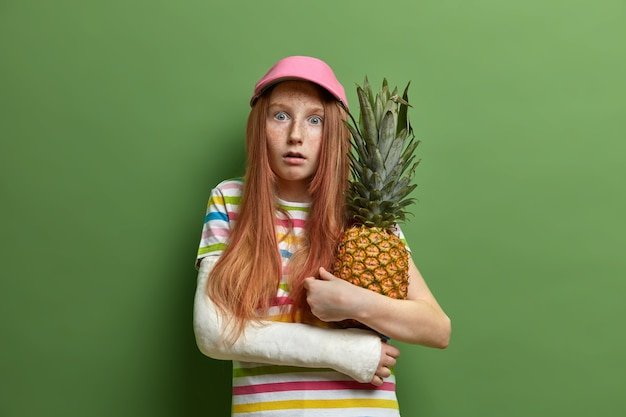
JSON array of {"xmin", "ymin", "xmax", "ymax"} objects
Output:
[{"xmin": 193, "ymin": 55, "xmax": 451, "ymax": 416}]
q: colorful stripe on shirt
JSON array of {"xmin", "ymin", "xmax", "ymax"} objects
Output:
[{"xmin": 196, "ymin": 178, "xmax": 401, "ymax": 416}]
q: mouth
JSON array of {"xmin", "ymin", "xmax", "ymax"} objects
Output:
[
  {"xmin": 283, "ymin": 152, "xmax": 306, "ymax": 159},
  {"xmin": 283, "ymin": 152, "xmax": 306, "ymax": 163}
]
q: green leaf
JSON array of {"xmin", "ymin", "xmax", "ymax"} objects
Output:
[
  {"xmin": 372, "ymin": 148, "xmax": 385, "ymax": 172},
  {"xmin": 381, "ymin": 93, "xmax": 398, "ymax": 130},
  {"xmin": 348, "ymin": 153, "xmax": 363, "ymax": 177},
  {"xmin": 381, "ymin": 78, "xmax": 390, "ymax": 101},
  {"xmin": 362, "ymin": 167, "xmax": 374, "ymax": 186},
  {"xmin": 398, "ymin": 197, "xmax": 416, "ymax": 208},
  {"xmin": 378, "ymin": 110, "xmax": 396, "ymax": 161},
  {"xmin": 363, "ymin": 77, "xmax": 374, "ymax": 109},
  {"xmin": 405, "ymin": 159, "xmax": 419, "ymax": 177},
  {"xmin": 346, "ymin": 123, "xmax": 368, "ymax": 161},
  {"xmin": 374, "ymin": 94, "xmax": 384, "ymax": 130},
  {"xmin": 393, "ymin": 175, "xmax": 410, "ymax": 195},
  {"xmin": 395, "ymin": 184, "xmax": 418, "ymax": 200},
  {"xmin": 357, "ymin": 86, "xmax": 379, "ymax": 147},
  {"xmin": 397, "ymin": 82, "xmax": 410, "ymax": 135},
  {"xmin": 379, "ymin": 201, "xmax": 397, "ymax": 212},
  {"xmin": 384, "ymin": 135, "xmax": 406, "ymax": 174},
  {"xmin": 353, "ymin": 182, "xmax": 369, "ymax": 198},
  {"xmin": 400, "ymin": 138, "xmax": 420, "ymax": 166},
  {"xmin": 381, "ymin": 179, "xmax": 397, "ymax": 200},
  {"xmin": 370, "ymin": 189, "xmax": 382, "ymax": 201},
  {"xmin": 371, "ymin": 171, "xmax": 384, "ymax": 190},
  {"xmin": 367, "ymin": 201, "xmax": 380, "ymax": 215},
  {"xmin": 347, "ymin": 77, "xmax": 420, "ymax": 224}
]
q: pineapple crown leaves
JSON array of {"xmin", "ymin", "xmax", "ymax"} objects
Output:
[{"xmin": 343, "ymin": 77, "xmax": 421, "ymax": 228}]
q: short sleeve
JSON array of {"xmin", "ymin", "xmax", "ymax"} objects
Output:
[{"xmin": 196, "ymin": 179, "xmax": 243, "ymax": 268}]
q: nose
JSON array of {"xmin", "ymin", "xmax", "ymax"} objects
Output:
[{"xmin": 288, "ymin": 120, "xmax": 304, "ymax": 144}]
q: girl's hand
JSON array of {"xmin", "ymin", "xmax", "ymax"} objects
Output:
[
  {"xmin": 371, "ymin": 341, "xmax": 400, "ymax": 386},
  {"xmin": 303, "ymin": 267, "xmax": 401, "ymax": 386},
  {"xmin": 303, "ymin": 267, "xmax": 362, "ymax": 322}
]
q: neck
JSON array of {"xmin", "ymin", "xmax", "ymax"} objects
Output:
[{"xmin": 275, "ymin": 180, "xmax": 311, "ymax": 203}]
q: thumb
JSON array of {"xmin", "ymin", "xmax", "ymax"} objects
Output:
[
  {"xmin": 318, "ymin": 267, "xmax": 336, "ymax": 281},
  {"xmin": 303, "ymin": 277, "xmax": 315, "ymax": 289}
]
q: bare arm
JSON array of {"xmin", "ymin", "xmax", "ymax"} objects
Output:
[
  {"xmin": 193, "ymin": 256, "xmax": 398, "ymax": 384},
  {"xmin": 304, "ymin": 258, "xmax": 451, "ymax": 347}
]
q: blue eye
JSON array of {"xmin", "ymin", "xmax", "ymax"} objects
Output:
[
  {"xmin": 309, "ymin": 116, "xmax": 322, "ymax": 125},
  {"xmin": 274, "ymin": 112, "xmax": 288, "ymax": 121}
]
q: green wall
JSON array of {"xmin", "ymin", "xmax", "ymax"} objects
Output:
[{"xmin": 2, "ymin": 1, "xmax": 624, "ymax": 416}]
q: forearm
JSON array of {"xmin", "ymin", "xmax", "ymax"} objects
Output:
[
  {"xmin": 350, "ymin": 259, "xmax": 451, "ymax": 347},
  {"xmin": 352, "ymin": 288, "xmax": 451, "ymax": 347},
  {"xmin": 307, "ymin": 262, "xmax": 451, "ymax": 347},
  {"xmin": 193, "ymin": 256, "xmax": 382, "ymax": 383}
]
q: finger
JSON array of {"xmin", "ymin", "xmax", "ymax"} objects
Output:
[
  {"xmin": 387, "ymin": 346, "xmax": 400, "ymax": 359},
  {"xmin": 370, "ymin": 375, "xmax": 384, "ymax": 387},
  {"xmin": 318, "ymin": 267, "xmax": 336, "ymax": 281},
  {"xmin": 383, "ymin": 355, "xmax": 397, "ymax": 368},
  {"xmin": 381, "ymin": 342, "xmax": 401, "ymax": 359},
  {"xmin": 385, "ymin": 341, "xmax": 400, "ymax": 356},
  {"xmin": 303, "ymin": 277, "xmax": 315, "ymax": 290},
  {"xmin": 377, "ymin": 366, "xmax": 392, "ymax": 379}
]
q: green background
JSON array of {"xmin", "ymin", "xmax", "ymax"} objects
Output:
[{"xmin": 2, "ymin": 0, "xmax": 624, "ymax": 416}]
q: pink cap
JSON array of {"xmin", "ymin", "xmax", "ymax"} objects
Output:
[{"xmin": 250, "ymin": 56, "xmax": 348, "ymax": 110}]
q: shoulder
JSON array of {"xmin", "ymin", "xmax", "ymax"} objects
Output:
[
  {"xmin": 206, "ymin": 178, "xmax": 245, "ymax": 215},
  {"xmin": 214, "ymin": 177, "xmax": 243, "ymax": 192},
  {"xmin": 212, "ymin": 177, "xmax": 244, "ymax": 195}
]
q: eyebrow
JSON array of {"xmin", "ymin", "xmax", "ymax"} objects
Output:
[{"xmin": 268, "ymin": 102, "xmax": 324, "ymax": 114}]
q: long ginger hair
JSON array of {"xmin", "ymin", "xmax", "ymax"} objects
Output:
[{"xmin": 206, "ymin": 83, "xmax": 350, "ymax": 340}]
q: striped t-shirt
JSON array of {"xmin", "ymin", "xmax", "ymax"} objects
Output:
[{"xmin": 197, "ymin": 178, "xmax": 401, "ymax": 416}]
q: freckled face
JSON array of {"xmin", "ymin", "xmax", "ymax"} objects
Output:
[{"xmin": 265, "ymin": 81, "xmax": 325, "ymax": 201}]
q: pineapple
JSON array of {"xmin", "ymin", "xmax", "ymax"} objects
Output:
[{"xmin": 332, "ymin": 77, "xmax": 420, "ymax": 324}]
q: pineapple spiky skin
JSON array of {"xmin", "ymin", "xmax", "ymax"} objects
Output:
[
  {"xmin": 332, "ymin": 77, "xmax": 419, "ymax": 328},
  {"xmin": 332, "ymin": 225, "xmax": 409, "ymax": 299}
]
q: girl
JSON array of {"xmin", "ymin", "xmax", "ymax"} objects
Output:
[{"xmin": 193, "ymin": 55, "xmax": 451, "ymax": 416}]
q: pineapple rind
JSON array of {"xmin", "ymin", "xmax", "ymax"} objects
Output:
[{"xmin": 332, "ymin": 225, "xmax": 410, "ymax": 300}]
